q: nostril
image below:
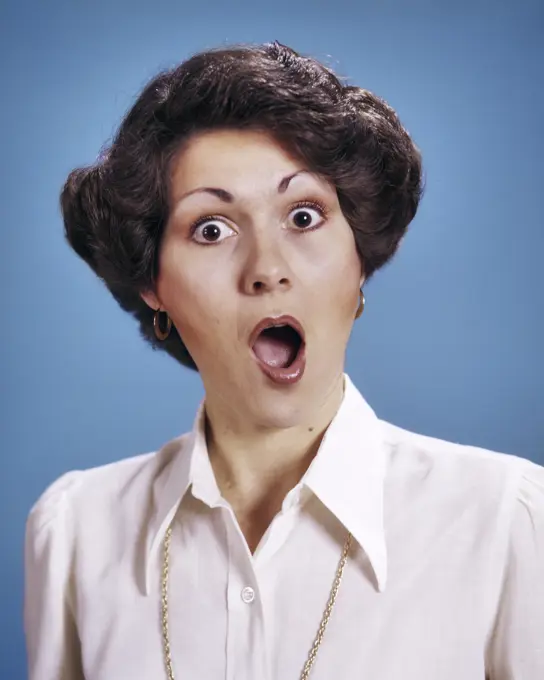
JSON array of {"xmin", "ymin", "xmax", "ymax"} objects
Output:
[{"xmin": 250, "ymin": 277, "xmax": 291, "ymax": 293}]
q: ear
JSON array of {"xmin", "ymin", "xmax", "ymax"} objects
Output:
[
  {"xmin": 358, "ymin": 261, "xmax": 366, "ymax": 289},
  {"xmin": 140, "ymin": 290, "xmax": 161, "ymax": 311}
]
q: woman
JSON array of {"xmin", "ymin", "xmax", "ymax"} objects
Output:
[{"xmin": 24, "ymin": 41, "xmax": 543, "ymax": 679}]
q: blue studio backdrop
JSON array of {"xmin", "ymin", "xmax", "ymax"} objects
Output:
[{"xmin": 1, "ymin": 0, "xmax": 543, "ymax": 677}]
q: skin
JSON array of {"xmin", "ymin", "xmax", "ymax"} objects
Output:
[{"xmin": 142, "ymin": 129, "xmax": 363, "ymax": 550}]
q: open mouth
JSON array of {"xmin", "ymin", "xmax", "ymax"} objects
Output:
[
  {"xmin": 249, "ymin": 316, "xmax": 306, "ymax": 385},
  {"xmin": 252, "ymin": 325, "xmax": 302, "ymax": 368}
]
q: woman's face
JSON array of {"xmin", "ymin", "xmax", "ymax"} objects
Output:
[{"xmin": 142, "ymin": 129, "xmax": 363, "ymax": 428}]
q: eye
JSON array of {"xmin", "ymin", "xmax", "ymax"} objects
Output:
[
  {"xmin": 287, "ymin": 201, "xmax": 328, "ymax": 231},
  {"xmin": 191, "ymin": 217, "xmax": 237, "ymax": 245}
]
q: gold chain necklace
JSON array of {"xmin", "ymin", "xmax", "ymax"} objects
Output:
[{"xmin": 161, "ymin": 522, "xmax": 352, "ymax": 680}]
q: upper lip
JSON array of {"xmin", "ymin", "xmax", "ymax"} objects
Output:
[{"xmin": 249, "ymin": 315, "xmax": 306, "ymax": 349}]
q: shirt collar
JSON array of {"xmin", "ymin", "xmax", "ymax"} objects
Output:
[
  {"xmin": 300, "ymin": 374, "xmax": 388, "ymax": 592},
  {"xmin": 144, "ymin": 374, "xmax": 388, "ymax": 595},
  {"xmin": 143, "ymin": 403, "xmax": 214, "ymax": 595}
]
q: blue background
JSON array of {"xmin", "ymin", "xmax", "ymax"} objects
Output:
[{"xmin": 2, "ymin": 0, "xmax": 543, "ymax": 676}]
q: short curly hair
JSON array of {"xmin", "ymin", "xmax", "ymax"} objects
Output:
[{"xmin": 61, "ymin": 41, "xmax": 423, "ymax": 370}]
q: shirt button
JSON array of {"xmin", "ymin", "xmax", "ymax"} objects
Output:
[{"xmin": 241, "ymin": 586, "xmax": 255, "ymax": 604}]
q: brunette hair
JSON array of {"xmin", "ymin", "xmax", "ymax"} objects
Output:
[{"xmin": 61, "ymin": 41, "xmax": 423, "ymax": 370}]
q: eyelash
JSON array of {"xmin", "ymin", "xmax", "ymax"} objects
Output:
[
  {"xmin": 289, "ymin": 200, "xmax": 330, "ymax": 229},
  {"xmin": 188, "ymin": 199, "xmax": 330, "ymax": 237}
]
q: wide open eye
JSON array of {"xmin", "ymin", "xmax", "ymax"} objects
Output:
[
  {"xmin": 287, "ymin": 201, "xmax": 328, "ymax": 231},
  {"xmin": 191, "ymin": 218, "xmax": 236, "ymax": 244}
]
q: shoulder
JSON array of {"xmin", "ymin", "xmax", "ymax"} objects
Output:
[
  {"xmin": 379, "ymin": 418, "xmax": 542, "ymax": 519},
  {"xmin": 26, "ymin": 432, "xmax": 191, "ymax": 543},
  {"xmin": 380, "ymin": 417, "xmax": 534, "ymax": 478}
]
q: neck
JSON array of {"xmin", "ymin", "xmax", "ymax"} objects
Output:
[{"xmin": 204, "ymin": 374, "xmax": 345, "ymax": 550}]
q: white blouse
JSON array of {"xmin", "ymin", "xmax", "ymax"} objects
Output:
[{"xmin": 24, "ymin": 375, "xmax": 544, "ymax": 679}]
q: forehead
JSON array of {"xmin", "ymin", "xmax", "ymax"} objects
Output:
[{"xmin": 168, "ymin": 129, "xmax": 326, "ymax": 203}]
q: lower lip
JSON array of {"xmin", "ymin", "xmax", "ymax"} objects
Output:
[{"xmin": 252, "ymin": 344, "xmax": 306, "ymax": 386}]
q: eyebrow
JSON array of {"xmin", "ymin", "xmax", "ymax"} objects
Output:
[{"xmin": 175, "ymin": 169, "xmax": 314, "ymax": 204}]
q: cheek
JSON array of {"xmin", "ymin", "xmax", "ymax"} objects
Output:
[
  {"xmin": 156, "ymin": 247, "xmax": 230, "ymax": 354},
  {"xmin": 308, "ymin": 227, "xmax": 361, "ymax": 315},
  {"xmin": 171, "ymin": 286, "xmax": 226, "ymax": 354},
  {"xmin": 171, "ymin": 294, "xmax": 234, "ymax": 372}
]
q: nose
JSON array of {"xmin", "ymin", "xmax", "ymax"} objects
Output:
[{"xmin": 240, "ymin": 233, "xmax": 293, "ymax": 296}]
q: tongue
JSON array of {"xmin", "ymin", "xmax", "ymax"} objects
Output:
[{"xmin": 253, "ymin": 331, "xmax": 298, "ymax": 368}]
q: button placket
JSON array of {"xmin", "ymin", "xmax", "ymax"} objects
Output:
[{"xmin": 223, "ymin": 507, "xmax": 265, "ymax": 680}]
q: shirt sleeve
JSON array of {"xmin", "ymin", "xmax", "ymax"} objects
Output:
[
  {"xmin": 486, "ymin": 457, "xmax": 544, "ymax": 679},
  {"xmin": 24, "ymin": 472, "xmax": 85, "ymax": 680}
]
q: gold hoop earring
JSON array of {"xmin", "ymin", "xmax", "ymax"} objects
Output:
[
  {"xmin": 355, "ymin": 289, "xmax": 365, "ymax": 319},
  {"xmin": 153, "ymin": 308, "xmax": 172, "ymax": 341}
]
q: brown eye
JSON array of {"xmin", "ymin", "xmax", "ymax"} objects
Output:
[
  {"xmin": 202, "ymin": 225, "xmax": 221, "ymax": 241},
  {"xmin": 293, "ymin": 210, "xmax": 313, "ymax": 228},
  {"xmin": 288, "ymin": 204, "xmax": 327, "ymax": 231},
  {"xmin": 192, "ymin": 219, "xmax": 236, "ymax": 245}
]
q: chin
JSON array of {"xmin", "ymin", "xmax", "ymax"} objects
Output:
[
  {"xmin": 243, "ymin": 378, "xmax": 315, "ymax": 430},
  {"xmin": 250, "ymin": 402, "xmax": 308, "ymax": 430}
]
